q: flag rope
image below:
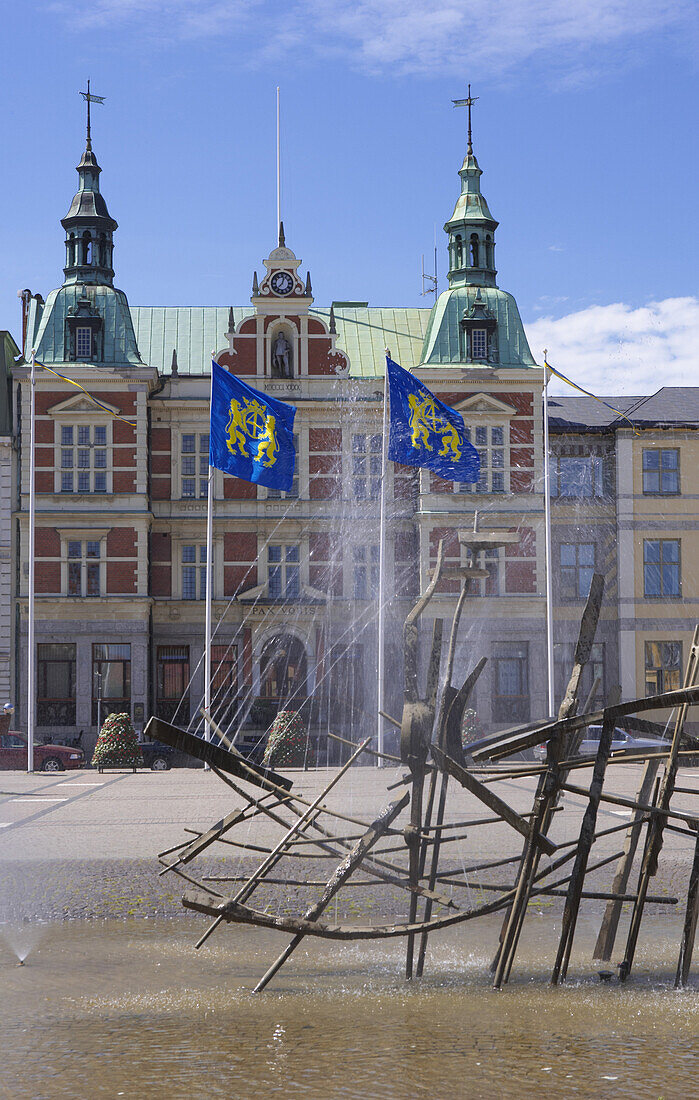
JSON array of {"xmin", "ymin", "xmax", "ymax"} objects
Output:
[
  {"xmin": 34, "ymin": 360, "xmax": 137, "ymax": 425},
  {"xmin": 544, "ymin": 359, "xmax": 640, "ymax": 436}
]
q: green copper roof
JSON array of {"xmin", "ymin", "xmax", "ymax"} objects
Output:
[
  {"xmin": 29, "ymin": 284, "xmax": 142, "ymax": 366},
  {"xmin": 129, "ymin": 305, "xmax": 432, "ymax": 378},
  {"xmin": 421, "ymin": 286, "xmax": 536, "ymax": 368}
]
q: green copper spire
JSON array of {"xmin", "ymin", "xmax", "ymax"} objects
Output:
[
  {"xmin": 445, "ymin": 87, "xmax": 498, "ymax": 289},
  {"xmin": 61, "ymin": 83, "xmax": 117, "ymax": 286}
]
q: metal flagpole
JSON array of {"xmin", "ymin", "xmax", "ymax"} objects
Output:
[
  {"xmin": 542, "ymin": 352, "xmax": 555, "ymax": 717},
  {"xmin": 203, "ymin": 361, "xmax": 215, "ymax": 768},
  {"xmin": 276, "ymin": 87, "xmax": 281, "ymax": 233},
  {"xmin": 27, "ymin": 349, "xmax": 36, "ymax": 772},
  {"xmin": 376, "ymin": 353, "xmax": 390, "ymax": 763}
]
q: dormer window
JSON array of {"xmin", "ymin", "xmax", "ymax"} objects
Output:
[
  {"xmin": 471, "ymin": 329, "xmax": 487, "ymax": 360},
  {"xmin": 76, "ymin": 327, "xmax": 92, "ymax": 359}
]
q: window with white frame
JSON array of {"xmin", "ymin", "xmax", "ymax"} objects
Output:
[
  {"xmin": 181, "ymin": 544, "xmax": 208, "ymax": 599},
  {"xmin": 471, "ymin": 329, "xmax": 487, "ymax": 360},
  {"xmin": 456, "ymin": 425, "xmax": 505, "ymax": 493},
  {"xmin": 267, "ymin": 433, "xmax": 300, "ymax": 499},
  {"xmin": 180, "ymin": 433, "xmax": 209, "ymax": 499},
  {"xmin": 353, "ymin": 545, "xmax": 380, "ymax": 599},
  {"xmin": 268, "ymin": 544, "xmax": 300, "ymax": 598},
  {"xmin": 76, "ymin": 327, "xmax": 92, "ymax": 359},
  {"xmin": 463, "ymin": 546, "xmax": 500, "ymax": 595},
  {"xmin": 352, "ymin": 433, "xmax": 382, "ymax": 500},
  {"xmin": 66, "ymin": 539, "xmax": 102, "ymax": 596},
  {"xmin": 560, "ymin": 543, "xmax": 595, "ymax": 599},
  {"xmin": 60, "ymin": 424, "xmax": 107, "ymax": 493},
  {"xmin": 550, "ymin": 454, "xmax": 605, "ymax": 498}
]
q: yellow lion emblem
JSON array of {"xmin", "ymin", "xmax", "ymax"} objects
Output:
[
  {"xmin": 225, "ymin": 400, "xmax": 248, "ymax": 456},
  {"xmin": 255, "ymin": 414, "xmax": 279, "ymax": 468},
  {"xmin": 437, "ymin": 422, "xmax": 462, "ymax": 459},
  {"xmin": 225, "ymin": 397, "xmax": 279, "ymax": 468},
  {"xmin": 408, "ymin": 394, "xmax": 434, "ymax": 451},
  {"xmin": 407, "ymin": 392, "xmax": 462, "ymax": 460}
]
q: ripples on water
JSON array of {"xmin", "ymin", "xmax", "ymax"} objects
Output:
[{"xmin": 2, "ymin": 917, "xmax": 698, "ymax": 1099}]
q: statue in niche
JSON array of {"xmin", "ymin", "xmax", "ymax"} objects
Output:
[{"xmin": 271, "ymin": 332, "xmax": 293, "ymax": 378}]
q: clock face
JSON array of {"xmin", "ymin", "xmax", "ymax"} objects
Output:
[{"xmin": 270, "ymin": 271, "xmax": 294, "ymax": 296}]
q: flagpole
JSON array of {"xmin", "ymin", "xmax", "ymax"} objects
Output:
[
  {"xmin": 276, "ymin": 86, "xmax": 281, "ymax": 233},
  {"xmin": 27, "ymin": 349, "xmax": 36, "ymax": 773},
  {"xmin": 376, "ymin": 353, "xmax": 390, "ymax": 764},
  {"xmin": 542, "ymin": 354, "xmax": 555, "ymax": 717},
  {"xmin": 204, "ymin": 360, "xmax": 215, "ymax": 767}
]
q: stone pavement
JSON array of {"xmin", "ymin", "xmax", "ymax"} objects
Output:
[{"xmin": 0, "ymin": 763, "xmax": 696, "ymax": 921}]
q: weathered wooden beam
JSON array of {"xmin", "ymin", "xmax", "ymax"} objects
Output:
[
  {"xmin": 551, "ymin": 715, "xmax": 615, "ymax": 985},
  {"xmin": 675, "ymin": 829, "xmax": 699, "ymax": 989},
  {"xmin": 252, "ymin": 793, "xmax": 410, "ymax": 992},
  {"xmin": 431, "ymin": 744, "xmax": 557, "ymax": 857}
]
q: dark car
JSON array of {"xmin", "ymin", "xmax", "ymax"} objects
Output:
[
  {"xmin": 0, "ymin": 732, "xmax": 85, "ymax": 772},
  {"xmin": 138, "ymin": 740, "xmax": 176, "ymax": 771}
]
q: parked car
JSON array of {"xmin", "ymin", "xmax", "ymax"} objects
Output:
[
  {"xmin": 0, "ymin": 732, "xmax": 85, "ymax": 772},
  {"xmin": 139, "ymin": 739, "xmax": 175, "ymax": 771},
  {"xmin": 534, "ymin": 726, "xmax": 669, "ymax": 762}
]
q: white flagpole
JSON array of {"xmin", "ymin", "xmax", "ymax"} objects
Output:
[
  {"xmin": 27, "ymin": 349, "xmax": 36, "ymax": 772},
  {"xmin": 204, "ymin": 361, "xmax": 215, "ymax": 767},
  {"xmin": 542, "ymin": 353, "xmax": 555, "ymax": 717},
  {"xmin": 376, "ymin": 352, "xmax": 390, "ymax": 763},
  {"xmin": 276, "ymin": 86, "xmax": 281, "ymax": 232}
]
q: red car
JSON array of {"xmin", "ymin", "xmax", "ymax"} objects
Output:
[{"xmin": 0, "ymin": 732, "xmax": 85, "ymax": 772}]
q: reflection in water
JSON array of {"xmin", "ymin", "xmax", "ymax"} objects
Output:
[{"xmin": 2, "ymin": 916, "xmax": 698, "ymax": 1099}]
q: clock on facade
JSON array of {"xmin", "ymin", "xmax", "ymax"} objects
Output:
[{"xmin": 270, "ymin": 271, "xmax": 294, "ymax": 295}]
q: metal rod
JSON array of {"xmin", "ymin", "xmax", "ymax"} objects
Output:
[
  {"xmin": 26, "ymin": 350, "xmax": 36, "ymax": 773},
  {"xmin": 542, "ymin": 354, "xmax": 555, "ymax": 717}
]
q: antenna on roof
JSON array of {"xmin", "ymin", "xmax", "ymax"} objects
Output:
[{"xmin": 421, "ymin": 226, "xmax": 438, "ymax": 301}]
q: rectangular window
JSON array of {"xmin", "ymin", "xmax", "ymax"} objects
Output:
[
  {"xmin": 353, "ymin": 545, "xmax": 380, "ymax": 600},
  {"xmin": 492, "ymin": 642, "xmax": 529, "ymax": 723},
  {"xmin": 645, "ymin": 641, "xmax": 682, "ymax": 696},
  {"xmin": 471, "ymin": 328, "xmax": 487, "ymax": 360},
  {"xmin": 37, "ymin": 643, "xmax": 76, "ymax": 726},
  {"xmin": 560, "ymin": 543, "xmax": 595, "ymax": 599},
  {"xmin": 181, "ymin": 544, "xmax": 207, "ymax": 600},
  {"xmin": 554, "ymin": 641, "xmax": 605, "ymax": 710},
  {"xmin": 92, "ymin": 643, "xmax": 131, "ymax": 725},
  {"xmin": 267, "ymin": 433, "xmax": 300, "ymax": 499},
  {"xmin": 642, "ymin": 449, "xmax": 679, "ymax": 495},
  {"xmin": 551, "ymin": 455, "xmax": 604, "ymax": 499},
  {"xmin": 643, "ymin": 539, "xmax": 680, "ymax": 597},
  {"xmin": 457, "ymin": 424, "xmax": 506, "ymax": 493},
  {"xmin": 211, "ymin": 644, "xmax": 239, "ymax": 726},
  {"xmin": 156, "ymin": 645, "xmax": 189, "ymax": 724},
  {"xmin": 352, "ymin": 433, "xmax": 382, "ymax": 501},
  {"xmin": 181, "ymin": 433, "xmax": 209, "ymax": 499},
  {"xmin": 268, "ymin": 544, "xmax": 300, "ymax": 599},
  {"xmin": 65, "ymin": 539, "xmax": 101, "ymax": 597},
  {"xmin": 76, "ymin": 327, "xmax": 92, "ymax": 359},
  {"xmin": 59, "ymin": 424, "xmax": 108, "ymax": 493}
]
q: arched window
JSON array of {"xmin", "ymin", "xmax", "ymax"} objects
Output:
[
  {"xmin": 259, "ymin": 634, "xmax": 307, "ymax": 704},
  {"xmin": 98, "ymin": 233, "xmax": 107, "ymax": 267},
  {"xmin": 454, "ymin": 235, "xmax": 463, "ymax": 268},
  {"xmin": 82, "ymin": 232, "xmax": 92, "ymax": 265},
  {"xmin": 68, "ymin": 234, "xmax": 76, "ymax": 266},
  {"xmin": 470, "ymin": 234, "xmax": 480, "ymax": 267},
  {"xmin": 485, "ymin": 235, "xmax": 493, "ymax": 268}
]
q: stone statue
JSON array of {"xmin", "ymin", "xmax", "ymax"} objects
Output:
[{"xmin": 272, "ymin": 332, "xmax": 292, "ymax": 378}]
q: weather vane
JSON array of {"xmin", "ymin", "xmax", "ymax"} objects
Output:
[
  {"xmin": 79, "ymin": 80, "xmax": 105, "ymax": 149},
  {"xmin": 452, "ymin": 83, "xmax": 478, "ymax": 154}
]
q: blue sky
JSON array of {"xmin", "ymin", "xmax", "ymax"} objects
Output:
[{"xmin": 1, "ymin": 1, "xmax": 696, "ymax": 392}]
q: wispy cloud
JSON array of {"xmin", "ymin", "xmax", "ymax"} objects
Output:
[
  {"xmin": 49, "ymin": 0, "xmax": 693, "ymax": 76},
  {"xmin": 525, "ymin": 297, "xmax": 699, "ymax": 395}
]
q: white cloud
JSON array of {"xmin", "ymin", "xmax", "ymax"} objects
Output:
[
  {"xmin": 49, "ymin": 0, "xmax": 693, "ymax": 76},
  {"xmin": 524, "ymin": 297, "xmax": 699, "ymax": 396}
]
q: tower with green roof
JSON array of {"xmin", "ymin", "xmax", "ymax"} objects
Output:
[
  {"xmin": 24, "ymin": 102, "xmax": 142, "ymax": 368},
  {"xmin": 420, "ymin": 93, "xmax": 536, "ymax": 371}
]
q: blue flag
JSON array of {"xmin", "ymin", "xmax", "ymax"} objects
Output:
[
  {"xmin": 386, "ymin": 356, "xmax": 480, "ymax": 482},
  {"xmin": 209, "ymin": 360, "xmax": 296, "ymax": 491}
]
